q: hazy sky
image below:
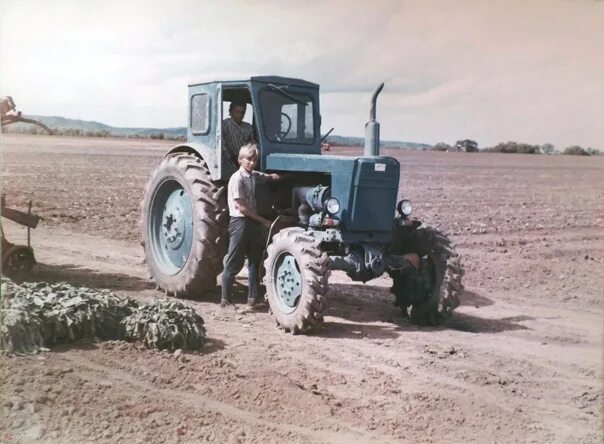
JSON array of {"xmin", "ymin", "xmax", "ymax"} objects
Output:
[{"xmin": 1, "ymin": 0, "xmax": 603, "ymax": 148}]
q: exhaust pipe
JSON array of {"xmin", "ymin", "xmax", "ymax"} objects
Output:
[{"xmin": 364, "ymin": 82, "xmax": 384, "ymax": 157}]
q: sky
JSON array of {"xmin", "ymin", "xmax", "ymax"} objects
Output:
[{"xmin": 1, "ymin": 0, "xmax": 603, "ymax": 148}]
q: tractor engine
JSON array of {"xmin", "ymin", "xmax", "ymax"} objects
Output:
[
  {"xmin": 292, "ymin": 185, "xmax": 339, "ymax": 228},
  {"xmin": 288, "ymin": 183, "xmax": 404, "ymax": 282}
]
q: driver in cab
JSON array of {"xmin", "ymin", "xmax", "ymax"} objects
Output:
[{"xmin": 222, "ymin": 101, "xmax": 255, "ymax": 165}]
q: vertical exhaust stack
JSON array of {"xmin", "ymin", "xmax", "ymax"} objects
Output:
[{"xmin": 364, "ymin": 82, "xmax": 385, "ymax": 157}]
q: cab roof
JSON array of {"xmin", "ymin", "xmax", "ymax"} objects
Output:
[{"xmin": 188, "ymin": 75, "xmax": 319, "ymax": 89}]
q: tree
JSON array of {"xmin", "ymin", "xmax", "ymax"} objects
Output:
[
  {"xmin": 563, "ymin": 145, "xmax": 590, "ymax": 156},
  {"xmin": 454, "ymin": 139, "xmax": 479, "ymax": 152},
  {"xmin": 586, "ymin": 148, "xmax": 599, "ymax": 156},
  {"xmin": 540, "ymin": 143, "xmax": 555, "ymax": 155},
  {"xmin": 485, "ymin": 141, "xmax": 540, "ymax": 154},
  {"xmin": 432, "ymin": 142, "xmax": 452, "ymax": 152}
]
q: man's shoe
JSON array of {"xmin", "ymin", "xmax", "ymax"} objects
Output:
[
  {"xmin": 245, "ymin": 299, "xmax": 266, "ymax": 311},
  {"xmin": 220, "ymin": 299, "xmax": 237, "ymax": 309}
]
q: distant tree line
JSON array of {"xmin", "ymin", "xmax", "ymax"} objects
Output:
[
  {"xmin": 4, "ymin": 125, "xmax": 186, "ymax": 141},
  {"xmin": 431, "ymin": 139, "xmax": 599, "ymax": 156},
  {"xmin": 483, "ymin": 141, "xmax": 541, "ymax": 154},
  {"xmin": 4, "ymin": 124, "xmax": 599, "ymax": 155},
  {"xmin": 431, "ymin": 140, "xmax": 479, "ymax": 152},
  {"xmin": 560, "ymin": 145, "xmax": 598, "ymax": 156}
]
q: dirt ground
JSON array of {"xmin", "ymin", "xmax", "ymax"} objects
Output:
[{"xmin": 1, "ymin": 134, "xmax": 603, "ymax": 443}]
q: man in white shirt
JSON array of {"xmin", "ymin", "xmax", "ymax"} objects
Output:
[{"xmin": 221, "ymin": 143, "xmax": 286, "ymax": 308}]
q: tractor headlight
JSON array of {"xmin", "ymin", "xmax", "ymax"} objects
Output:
[
  {"xmin": 397, "ymin": 199, "xmax": 413, "ymax": 217},
  {"xmin": 325, "ymin": 197, "xmax": 340, "ymax": 215}
]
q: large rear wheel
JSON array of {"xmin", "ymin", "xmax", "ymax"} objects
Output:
[
  {"xmin": 264, "ymin": 228, "xmax": 329, "ymax": 334},
  {"xmin": 140, "ymin": 153, "xmax": 228, "ymax": 297}
]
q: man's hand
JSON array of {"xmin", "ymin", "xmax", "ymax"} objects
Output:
[
  {"xmin": 234, "ymin": 198, "xmax": 273, "ymax": 227},
  {"xmin": 267, "ymin": 172, "xmax": 294, "ymax": 182}
]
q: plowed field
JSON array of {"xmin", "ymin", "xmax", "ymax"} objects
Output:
[{"xmin": 2, "ymin": 134, "xmax": 602, "ymax": 443}]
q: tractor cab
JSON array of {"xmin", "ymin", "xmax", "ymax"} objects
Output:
[{"xmin": 184, "ymin": 76, "xmax": 321, "ymax": 180}]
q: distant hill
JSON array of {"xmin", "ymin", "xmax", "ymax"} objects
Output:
[
  {"xmin": 5, "ymin": 115, "xmax": 430, "ymax": 149},
  {"xmin": 5, "ymin": 115, "xmax": 187, "ymax": 139},
  {"xmin": 324, "ymin": 135, "xmax": 430, "ymax": 150}
]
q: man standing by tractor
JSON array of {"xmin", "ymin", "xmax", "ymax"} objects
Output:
[
  {"xmin": 222, "ymin": 101, "xmax": 255, "ymax": 165},
  {"xmin": 221, "ymin": 143, "xmax": 285, "ymax": 309}
]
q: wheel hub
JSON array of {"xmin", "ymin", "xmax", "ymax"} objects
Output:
[
  {"xmin": 162, "ymin": 190, "xmax": 189, "ymax": 251},
  {"xmin": 275, "ymin": 255, "xmax": 302, "ymax": 307},
  {"xmin": 149, "ymin": 181, "xmax": 194, "ymax": 274},
  {"xmin": 162, "ymin": 209, "xmax": 185, "ymax": 247}
]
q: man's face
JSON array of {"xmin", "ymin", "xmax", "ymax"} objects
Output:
[
  {"xmin": 230, "ymin": 105, "xmax": 246, "ymax": 124},
  {"xmin": 240, "ymin": 156, "xmax": 257, "ymax": 172}
]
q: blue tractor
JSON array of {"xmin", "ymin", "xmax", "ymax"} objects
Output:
[{"xmin": 141, "ymin": 76, "xmax": 463, "ymax": 333}]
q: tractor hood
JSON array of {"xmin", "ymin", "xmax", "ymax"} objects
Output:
[{"xmin": 266, "ymin": 153, "xmax": 400, "ymax": 240}]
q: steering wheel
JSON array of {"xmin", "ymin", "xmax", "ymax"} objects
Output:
[{"xmin": 279, "ymin": 112, "xmax": 292, "ymax": 139}]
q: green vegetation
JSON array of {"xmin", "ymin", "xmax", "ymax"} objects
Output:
[
  {"xmin": 431, "ymin": 139, "xmax": 600, "ymax": 156},
  {"xmin": 1, "ymin": 277, "xmax": 206, "ymax": 353},
  {"xmin": 430, "ymin": 140, "xmax": 478, "ymax": 152},
  {"xmin": 324, "ymin": 135, "xmax": 430, "ymax": 150},
  {"xmin": 4, "ymin": 124, "xmax": 187, "ymax": 141},
  {"xmin": 483, "ymin": 141, "xmax": 541, "ymax": 154},
  {"xmin": 431, "ymin": 142, "xmax": 452, "ymax": 152},
  {"xmin": 562, "ymin": 145, "xmax": 598, "ymax": 156},
  {"xmin": 455, "ymin": 139, "xmax": 479, "ymax": 152}
]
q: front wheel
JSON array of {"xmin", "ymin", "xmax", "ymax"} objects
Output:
[
  {"xmin": 264, "ymin": 228, "xmax": 329, "ymax": 334},
  {"xmin": 390, "ymin": 227, "xmax": 464, "ymax": 326}
]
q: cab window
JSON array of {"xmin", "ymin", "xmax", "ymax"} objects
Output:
[
  {"xmin": 191, "ymin": 93, "xmax": 210, "ymax": 135},
  {"xmin": 259, "ymin": 89, "xmax": 315, "ymax": 144}
]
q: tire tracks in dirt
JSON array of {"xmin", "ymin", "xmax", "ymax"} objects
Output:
[{"xmin": 59, "ymin": 351, "xmax": 400, "ymax": 444}]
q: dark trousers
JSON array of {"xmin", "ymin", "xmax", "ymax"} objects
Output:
[{"xmin": 221, "ymin": 217, "xmax": 265, "ymax": 303}]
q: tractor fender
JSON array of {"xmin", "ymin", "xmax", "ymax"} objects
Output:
[{"xmin": 166, "ymin": 143, "xmax": 237, "ymax": 181}]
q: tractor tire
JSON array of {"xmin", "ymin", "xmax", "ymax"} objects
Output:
[
  {"xmin": 140, "ymin": 153, "xmax": 228, "ymax": 297},
  {"xmin": 264, "ymin": 227, "xmax": 329, "ymax": 334},
  {"xmin": 392, "ymin": 227, "xmax": 464, "ymax": 326}
]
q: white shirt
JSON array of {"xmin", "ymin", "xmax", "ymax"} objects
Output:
[{"xmin": 227, "ymin": 167, "xmax": 269, "ymax": 217}]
